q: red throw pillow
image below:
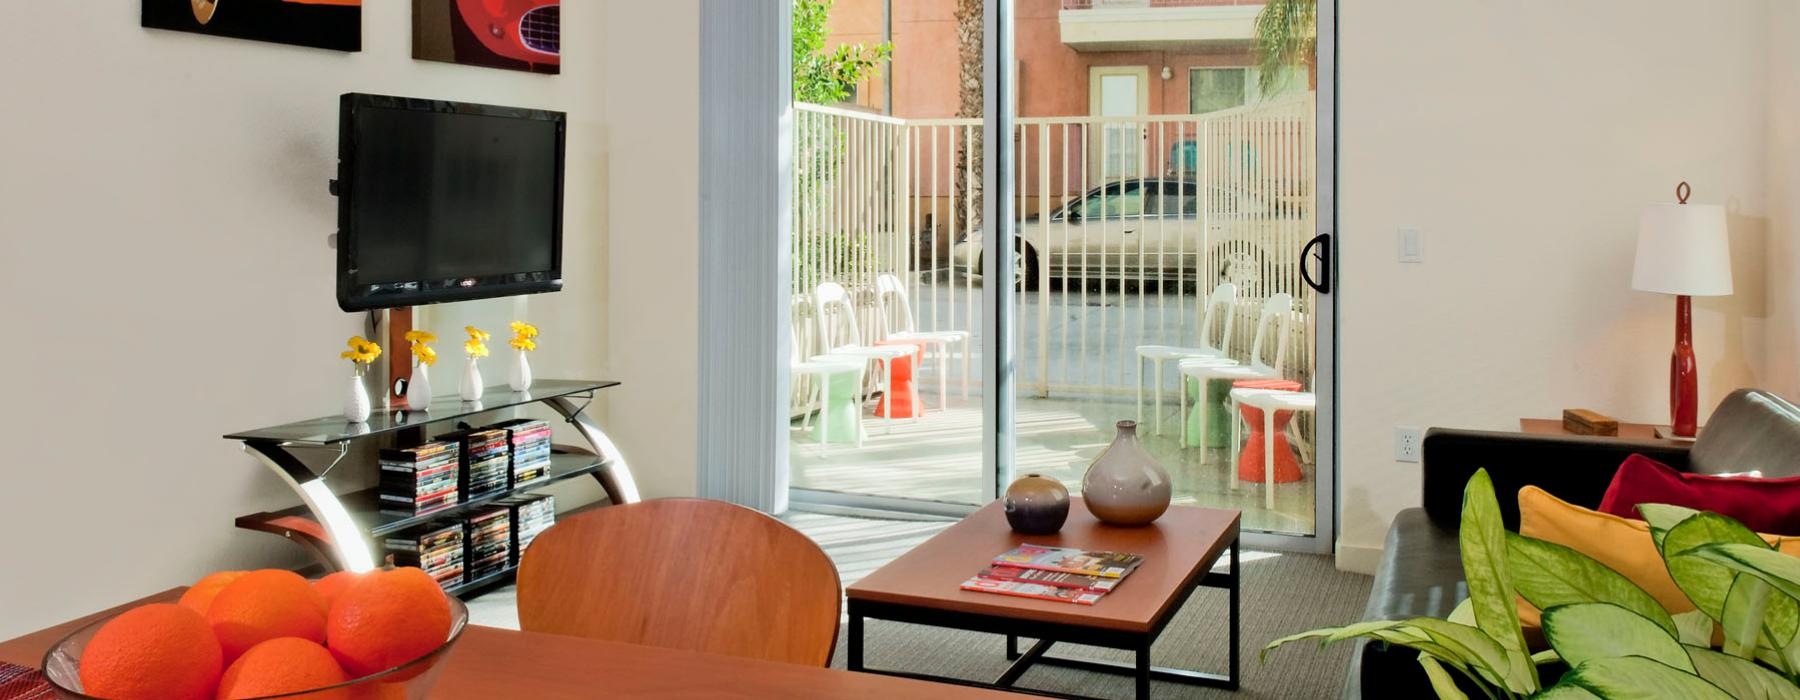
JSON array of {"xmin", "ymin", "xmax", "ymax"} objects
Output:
[{"xmin": 1599, "ymin": 454, "xmax": 1800, "ymax": 534}]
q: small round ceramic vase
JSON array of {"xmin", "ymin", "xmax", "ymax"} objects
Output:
[
  {"xmin": 1081, "ymin": 420, "xmax": 1171, "ymax": 526},
  {"xmin": 1004, "ymin": 473, "xmax": 1070, "ymax": 535}
]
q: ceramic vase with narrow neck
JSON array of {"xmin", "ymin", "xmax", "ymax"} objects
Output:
[
  {"xmin": 343, "ymin": 369, "xmax": 371, "ymax": 423},
  {"xmin": 510, "ymin": 350, "xmax": 533, "ymax": 392},
  {"xmin": 408, "ymin": 362, "xmax": 434, "ymax": 411},
  {"xmin": 1081, "ymin": 420, "xmax": 1171, "ymax": 526},
  {"xmin": 461, "ymin": 357, "xmax": 484, "ymax": 402}
]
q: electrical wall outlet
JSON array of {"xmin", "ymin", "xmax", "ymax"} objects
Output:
[{"xmin": 1395, "ymin": 426, "xmax": 1423, "ymax": 463}]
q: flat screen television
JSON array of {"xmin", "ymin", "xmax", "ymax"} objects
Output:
[{"xmin": 335, "ymin": 93, "xmax": 566, "ymax": 311}]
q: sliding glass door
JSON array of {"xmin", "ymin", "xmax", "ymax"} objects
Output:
[{"xmin": 785, "ymin": 0, "xmax": 1334, "ymax": 550}]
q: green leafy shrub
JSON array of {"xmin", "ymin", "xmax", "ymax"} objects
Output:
[{"xmin": 1264, "ymin": 469, "xmax": 1800, "ymax": 699}]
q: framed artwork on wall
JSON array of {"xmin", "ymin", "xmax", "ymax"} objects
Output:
[
  {"xmin": 413, "ymin": 0, "xmax": 560, "ymax": 75},
  {"xmin": 142, "ymin": 0, "xmax": 362, "ymax": 52}
]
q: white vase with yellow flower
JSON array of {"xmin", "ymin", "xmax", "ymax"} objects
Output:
[
  {"xmin": 340, "ymin": 336, "xmax": 382, "ymax": 423},
  {"xmin": 404, "ymin": 330, "xmax": 439, "ymax": 410},
  {"xmin": 461, "ymin": 326, "xmax": 490, "ymax": 402},
  {"xmin": 508, "ymin": 321, "xmax": 538, "ymax": 392}
]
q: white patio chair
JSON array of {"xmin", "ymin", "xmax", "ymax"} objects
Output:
[
  {"xmin": 1133, "ymin": 282, "xmax": 1238, "ymax": 436},
  {"xmin": 790, "ymin": 321, "xmax": 865, "ymax": 451},
  {"xmin": 814, "ymin": 282, "xmax": 918, "ymax": 432},
  {"xmin": 1177, "ymin": 292, "xmax": 1294, "ymax": 453},
  {"xmin": 874, "ymin": 273, "xmax": 970, "ymax": 410}
]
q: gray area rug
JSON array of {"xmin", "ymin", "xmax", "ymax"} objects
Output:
[{"xmin": 793, "ymin": 511, "xmax": 1372, "ymax": 699}]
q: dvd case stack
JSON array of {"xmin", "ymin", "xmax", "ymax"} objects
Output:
[
  {"xmin": 439, "ymin": 427, "xmax": 511, "ymax": 500},
  {"xmin": 463, "ymin": 506, "xmax": 512, "ymax": 583},
  {"xmin": 385, "ymin": 521, "xmax": 464, "ymax": 590},
  {"xmin": 493, "ymin": 419, "xmax": 553, "ymax": 487},
  {"xmin": 378, "ymin": 442, "xmax": 461, "ymax": 517},
  {"xmin": 502, "ymin": 494, "xmax": 556, "ymax": 566}
]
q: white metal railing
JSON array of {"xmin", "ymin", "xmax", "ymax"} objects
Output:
[
  {"xmin": 1061, "ymin": 0, "xmax": 1264, "ymax": 9},
  {"xmin": 791, "ymin": 95, "xmax": 1317, "ymax": 411}
]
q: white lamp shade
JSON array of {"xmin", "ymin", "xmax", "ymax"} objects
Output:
[{"xmin": 1632, "ymin": 203, "xmax": 1732, "ymax": 296}]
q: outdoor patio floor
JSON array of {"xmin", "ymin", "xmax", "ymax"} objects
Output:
[{"xmin": 788, "ymin": 390, "xmax": 1317, "ymax": 536}]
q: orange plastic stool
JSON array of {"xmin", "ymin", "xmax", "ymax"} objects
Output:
[
  {"xmin": 1233, "ymin": 379, "xmax": 1304, "ymax": 483},
  {"xmin": 873, "ymin": 340, "xmax": 925, "ymax": 419}
]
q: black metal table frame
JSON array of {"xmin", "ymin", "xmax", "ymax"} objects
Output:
[{"xmin": 846, "ymin": 538, "xmax": 1238, "ymax": 700}]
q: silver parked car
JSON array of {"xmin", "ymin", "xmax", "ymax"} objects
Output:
[{"xmin": 951, "ymin": 178, "xmax": 1297, "ymax": 290}]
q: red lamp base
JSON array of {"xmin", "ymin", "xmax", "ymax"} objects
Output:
[{"xmin": 1669, "ymin": 294, "xmax": 1698, "ymax": 438}]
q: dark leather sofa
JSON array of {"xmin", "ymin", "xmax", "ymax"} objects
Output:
[{"xmin": 1343, "ymin": 389, "xmax": 1800, "ymax": 698}]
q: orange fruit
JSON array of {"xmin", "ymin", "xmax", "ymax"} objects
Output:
[
  {"xmin": 79, "ymin": 603, "xmax": 223, "ymax": 700},
  {"xmin": 179, "ymin": 571, "xmax": 247, "ymax": 617},
  {"xmin": 313, "ymin": 571, "xmax": 367, "ymax": 613},
  {"xmin": 216, "ymin": 637, "xmax": 348, "ymax": 700},
  {"xmin": 326, "ymin": 567, "xmax": 452, "ymax": 677},
  {"xmin": 206, "ymin": 569, "xmax": 328, "ymax": 663}
]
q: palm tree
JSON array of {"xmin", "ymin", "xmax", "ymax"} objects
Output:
[
  {"xmin": 952, "ymin": 0, "xmax": 982, "ymax": 233},
  {"xmin": 1253, "ymin": 0, "xmax": 1317, "ymax": 96}
]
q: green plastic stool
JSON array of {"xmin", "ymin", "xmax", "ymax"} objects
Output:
[{"xmin": 1184, "ymin": 377, "xmax": 1234, "ymax": 448}]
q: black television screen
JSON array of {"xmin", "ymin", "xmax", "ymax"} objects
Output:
[{"xmin": 336, "ymin": 93, "xmax": 565, "ymax": 311}]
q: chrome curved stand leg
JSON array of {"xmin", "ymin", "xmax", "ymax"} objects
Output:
[
  {"xmin": 546, "ymin": 395, "xmax": 642, "ymax": 505},
  {"xmin": 242, "ymin": 440, "xmax": 378, "ymax": 573}
]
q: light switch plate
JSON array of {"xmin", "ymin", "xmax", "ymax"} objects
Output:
[{"xmin": 1398, "ymin": 228, "xmax": 1423, "ymax": 263}]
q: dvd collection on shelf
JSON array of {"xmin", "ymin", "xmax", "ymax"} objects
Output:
[
  {"xmin": 502, "ymin": 494, "xmax": 556, "ymax": 564},
  {"xmin": 464, "ymin": 506, "xmax": 512, "ymax": 582},
  {"xmin": 440, "ymin": 427, "xmax": 512, "ymax": 501},
  {"xmin": 494, "ymin": 419, "xmax": 553, "ymax": 488},
  {"xmin": 382, "ymin": 495, "xmax": 558, "ymax": 592},
  {"xmin": 378, "ymin": 442, "xmax": 460, "ymax": 517},
  {"xmin": 366, "ymin": 417, "xmax": 566, "ymax": 591},
  {"xmin": 386, "ymin": 521, "xmax": 465, "ymax": 588}
]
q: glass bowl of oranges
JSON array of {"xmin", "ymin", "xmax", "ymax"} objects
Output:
[{"xmin": 42, "ymin": 568, "xmax": 469, "ymax": 700}]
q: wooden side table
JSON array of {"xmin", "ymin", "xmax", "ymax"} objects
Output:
[{"xmin": 1518, "ymin": 419, "xmax": 1690, "ymax": 446}]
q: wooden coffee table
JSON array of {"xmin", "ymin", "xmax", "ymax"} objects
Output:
[{"xmin": 846, "ymin": 498, "xmax": 1241, "ymax": 699}]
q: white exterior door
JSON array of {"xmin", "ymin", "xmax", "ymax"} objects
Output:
[{"xmin": 1090, "ymin": 67, "xmax": 1149, "ymax": 182}]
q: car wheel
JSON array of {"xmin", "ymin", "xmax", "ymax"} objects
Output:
[{"xmin": 1014, "ymin": 240, "xmax": 1041, "ymax": 291}]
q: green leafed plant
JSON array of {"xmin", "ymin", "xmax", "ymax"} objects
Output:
[{"xmin": 1263, "ymin": 468, "xmax": 1800, "ymax": 698}]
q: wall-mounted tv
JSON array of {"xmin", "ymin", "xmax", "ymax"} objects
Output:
[{"xmin": 336, "ymin": 93, "xmax": 566, "ymax": 311}]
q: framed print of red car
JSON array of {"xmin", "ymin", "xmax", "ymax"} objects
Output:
[{"xmin": 413, "ymin": 0, "xmax": 559, "ymax": 75}]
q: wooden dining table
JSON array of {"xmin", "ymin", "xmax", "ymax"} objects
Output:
[{"xmin": 0, "ymin": 589, "xmax": 1017, "ymax": 698}]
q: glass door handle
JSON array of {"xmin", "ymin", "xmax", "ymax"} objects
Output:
[{"xmin": 1300, "ymin": 233, "xmax": 1332, "ymax": 293}]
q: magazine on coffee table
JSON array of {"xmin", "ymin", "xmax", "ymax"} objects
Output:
[
  {"xmin": 959, "ymin": 576, "xmax": 1106, "ymax": 605},
  {"xmin": 976, "ymin": 565, "xmax": 1122, "ymax": 593},
  {"xmin": 991, "ymin": 543, "xmax": 1143, "ymax": 579}
]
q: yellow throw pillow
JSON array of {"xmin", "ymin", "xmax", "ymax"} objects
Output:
[{"xmin": 1516, "ymin": 485, "xmax": 1800, "ymax": 618}]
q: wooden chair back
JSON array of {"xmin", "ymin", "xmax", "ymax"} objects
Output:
[{"xmin": 516, "ymin": 498, "xmax": 843, "ymax": 667}]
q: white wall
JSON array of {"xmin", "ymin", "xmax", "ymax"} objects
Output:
[
  {"xmin": 1766, "ymin": 3, "xmax": 1800, "ymax": 402},
  {"xmin": 1335, "ymin": 0, "xmax": 1774, "ymax": 570},
  {"xmin": 0, "ymin": 1, "xmax": 700, "ymax": 638}
]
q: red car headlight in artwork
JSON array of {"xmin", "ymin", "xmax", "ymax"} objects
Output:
[{"xmin": 455, "ymin": 0, "xmax": 560, "ymax": 65}]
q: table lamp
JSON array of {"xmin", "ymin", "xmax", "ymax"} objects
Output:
[{"xmin": 1632, "ymin": 182, "xmax": 1732, "ymax": 438}]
